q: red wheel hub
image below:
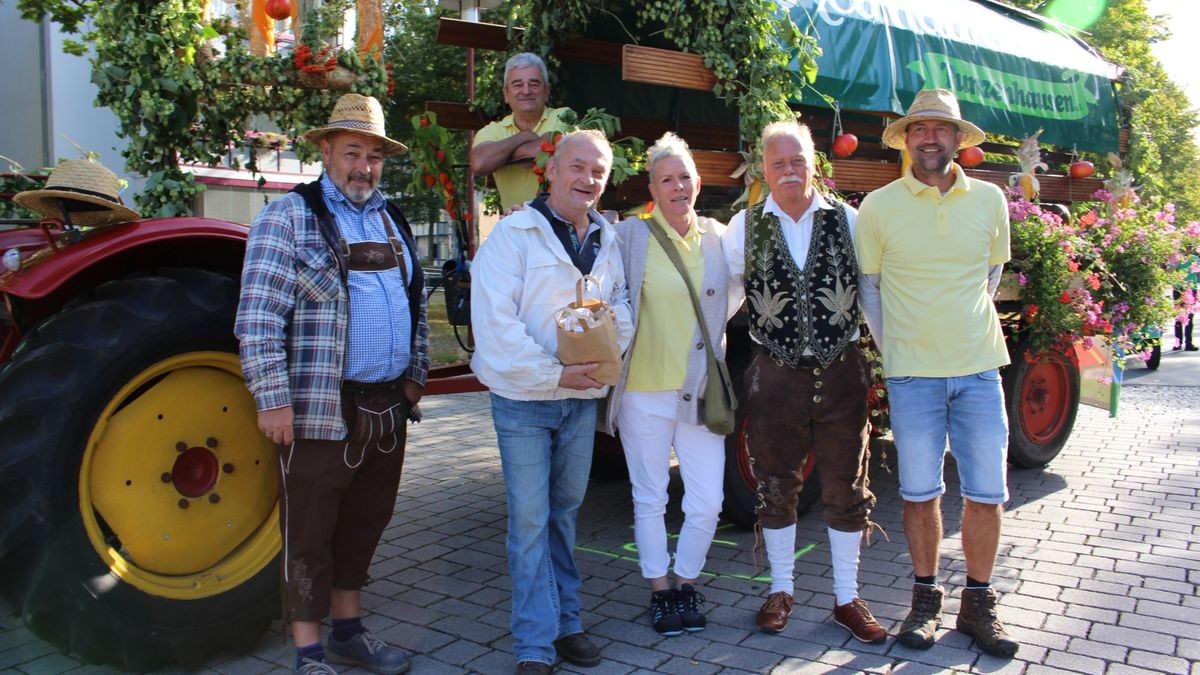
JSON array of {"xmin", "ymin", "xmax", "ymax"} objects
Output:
[
  {"xmin": 1019, "ymin": 358, "xmax": 1071, "ymax": 444},
  {"xmin": 172, "ymin": 447, "xmax": 219, "ymax": 498}
]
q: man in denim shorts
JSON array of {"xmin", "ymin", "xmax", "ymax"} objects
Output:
[{"xmin": 856, "ymin": 89, "xmax": 1018, "ymax": 658}]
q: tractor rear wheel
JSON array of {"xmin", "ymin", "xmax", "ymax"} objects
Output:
[{"xmin": 0, "ymin": 269, "xmax": 280, "ymax": 670}]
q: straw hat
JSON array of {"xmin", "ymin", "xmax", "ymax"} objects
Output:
[
  {"xmin": 14, "ymin": 159, "xmax": 140, "ymax": 227},
  {"xmin": 302, "ymin": 93, "xmax": 407, "ymax": 156},
  {"xmin": 881, "ymin": 89, "xmax": 986, "ymax": 150}
]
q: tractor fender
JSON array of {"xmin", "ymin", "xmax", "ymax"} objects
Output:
[{"xmin": 1, "ymin": 217, "xmax": 249, "ymax": 301}]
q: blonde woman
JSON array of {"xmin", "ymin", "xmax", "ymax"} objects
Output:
[{"xmin": 603, "ymin": 132, "xmax": 733, "ymax": 635}]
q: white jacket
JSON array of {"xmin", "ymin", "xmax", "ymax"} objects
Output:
[{"xmin": 470, "ymin": 207, "xmax": 634, "ymax": 401}]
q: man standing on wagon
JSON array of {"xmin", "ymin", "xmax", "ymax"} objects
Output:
[
  {"xmin": 470, "ymin": 52, "xmax": 573, "ymax": 211},
  {"xmin": 855, "ymin": 88, "xmax": 1018, "ymax": 658}
]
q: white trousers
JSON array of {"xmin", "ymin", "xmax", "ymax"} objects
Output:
[{"xmin": 617, "ymin": 390, "xmax": 725, "ymax": 580}]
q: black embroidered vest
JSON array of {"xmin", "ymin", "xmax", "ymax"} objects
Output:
[{"xmin": 743, "ymin": 199, "xmax": 859, "ymax": 368}]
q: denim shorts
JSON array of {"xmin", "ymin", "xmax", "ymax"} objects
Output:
[{"xmin": 886, "ymin": 370, "xmax": 1010, "ymax": 504}]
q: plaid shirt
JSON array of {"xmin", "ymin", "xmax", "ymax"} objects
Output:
[{"xmin": 235, "ymin": 181, "xmax": 430, "ymax": 441}]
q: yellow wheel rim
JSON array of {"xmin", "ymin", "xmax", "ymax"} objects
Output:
[{"xmin": 80, "ymin": 352, "xmax": 280, "ymax": 601}]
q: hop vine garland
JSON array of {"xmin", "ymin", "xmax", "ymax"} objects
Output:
[{"xmin": 513, "ymin": 0, "xmax": 820, "ymax": 154}]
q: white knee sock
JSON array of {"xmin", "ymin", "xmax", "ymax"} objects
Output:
[
  {"xmin": 828, "ymin": 527, "xmax": 862, "ymax": 606},
  {"xmin": 763, "ymin": 525, "xmax": 796, "ymax": 595}
]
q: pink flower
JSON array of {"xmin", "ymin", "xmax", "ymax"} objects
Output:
[{"xmin": 1018, "ymin": 272, "xmax": 1028, "ymax": 286}]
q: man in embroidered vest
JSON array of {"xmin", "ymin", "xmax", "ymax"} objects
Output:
[
  {"xmin": 470, "ymin": 52, "xmax": 573, "ymax": 211},
  {"xmin": 471, "ymin": 129, "xmax": 634, "ymax": 674},
  {"xmin": 721, "ymin": 121, "xmax": 885, "ymax": 643},
  {"xmin": 856, "ymin": 89, "xmax": 1017, "ymax": 658},
  {"xmin": 235, "ymin": 93, "xmax": 428, "ymax": 675}
]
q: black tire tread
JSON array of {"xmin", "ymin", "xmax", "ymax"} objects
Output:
[{"xmin": 0, "ymin": 269, "xmax": 276, "ymax": 671}]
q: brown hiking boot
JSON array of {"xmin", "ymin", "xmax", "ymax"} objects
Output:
[
  {"xmin": 755, "ymin": 591, "xmax": 794, "ymax": 633},
  {"xmin": 896, "ymin": 584, "xmax": 943, "ymax": 649},
  {"xmin": 833, "ymin": 598, "xmax": 887, "ymax": 643},
  {"xmin": 957, "ymin": 587, "xmax": 1019, "ymax": 658}
]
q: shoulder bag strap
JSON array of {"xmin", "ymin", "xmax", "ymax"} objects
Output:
[{"xmin": 644, "ymin": 219, "xmax": 722, "ymax": 371}]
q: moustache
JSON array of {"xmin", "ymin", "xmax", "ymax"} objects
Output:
[
  {"xmin": 777, "ymin": 176, "xmax": 804, "ymax": 184},
  {"xmin": 348, "ymin": 172, "xmax": 373, "ymax": 182}
]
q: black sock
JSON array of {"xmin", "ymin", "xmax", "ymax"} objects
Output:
[
  {"xmin": 331, "ymin": 616, "xmax": 363, "ymax": 642},
  {"xmin": 914, "ymin": 575, "xmax": 936, "ymax": 586},
  {"xmin": 966, "ymin": 576, "xmax": 990, "ymax": 589},
  {"xmin": 297, "ymin": 642, "xmax": 324, "ymax": 668}
]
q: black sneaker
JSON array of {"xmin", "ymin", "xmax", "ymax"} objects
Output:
[
  {"xmin": 675, "ymin": 584, "xmax": 706, "ymax": 632},
  {"xmin": 650, "ymin": 590, "xmax": 683, "ymax": 636}
]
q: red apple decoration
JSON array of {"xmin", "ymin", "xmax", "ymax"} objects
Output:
[
  {"xmin": 265, "ymin": 0, "xmax": 292, "ymax": 21},
  {"xmin": 1069, "ymin": 160, "xmax": 1095, "ymax": 179},
  {"xmin": 957, "ymin": 146, "xmax": 984, "ymax": 167},
  {"xmin": 832, "ymin": 133, "xmax": 858, "ymax": 158}
]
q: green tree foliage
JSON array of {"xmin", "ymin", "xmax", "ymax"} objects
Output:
[
  {"xmin": 17, "ymin": 0, "xmax": 388, "ymax": 217},
  {"xmin": 1007, "ymin": 0, "xmax": 1200, "ymax": 221}
]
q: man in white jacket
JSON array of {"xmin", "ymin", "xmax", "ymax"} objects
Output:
[{"xmin": 470, "ymin": 129, "xmax": 634, "ymax": 675}]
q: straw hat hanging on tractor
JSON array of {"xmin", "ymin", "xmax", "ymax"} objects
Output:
[{"xmin": 14, "ymin": 159, "xmax": 140, "ymax": 227}]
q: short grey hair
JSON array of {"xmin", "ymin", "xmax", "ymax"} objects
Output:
[
  {"xmin": 760, "ymin": 120, "xmax": 815, "ymax": 164},
  {"xmin": 645, "ymin": 132, "xmax": 698, "ymax": 181},
  {"xmin": 553, "ymin": 129, "xmax": 612, "ymax": 163},
  {"xmin": 504, "ymin": 52, "xmax": 549, "ymax": 84}
]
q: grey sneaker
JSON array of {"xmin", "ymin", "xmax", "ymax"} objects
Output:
[
  {"xmin": 897, "ymin": 584, "xmax": 943, "ymax": 649},
  {"xmin": 297, "ymin": 657, "xmax": 338, "ymax": 674},
  {"xmin": 956, "ymin": 587, "xmax": 1019, "ymax": 658},
  {"xmin": 326, "ymin": 630, "xmax": 412, "ymax": 674}
]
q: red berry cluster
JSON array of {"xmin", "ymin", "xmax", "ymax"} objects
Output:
[{"xmin": 292, "ymin": 44, "xmax": 338, "ymax": 73}]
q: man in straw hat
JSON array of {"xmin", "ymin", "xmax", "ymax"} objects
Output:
[
  {"xmin": 14, "ymin": 158, "xmax": 140, "ymax": 228},
  {"xmin": 721, "ymin": 121, "xmax": 886, "ymax": 645},
  {"xmin": 855, "ymin": 88, "xmax": 1018, "ymax": 658},
  {"xmin": 235, "ymin": 93, "xmax": 427, "ymax": 675},
  {"xmin": 470, "ymin": 52, "xmax": 572, "ymax": 210},
  {"xmin": 470, "ymin": 129, "xmax": 633, "ymax": 674}
]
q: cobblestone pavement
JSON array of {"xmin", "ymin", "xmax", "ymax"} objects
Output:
[{"xmin": 2, "ymin": 383, "xmax": 1198, "ymax": 674}]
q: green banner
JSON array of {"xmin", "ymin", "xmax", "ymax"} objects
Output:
[
  {"xmin": 788, "ymin": 0, "xmax": 1120, "ymax": 152},
  {"xmin": 908, "ymin": 52, "xmax": 1098, "ymax": 122}
]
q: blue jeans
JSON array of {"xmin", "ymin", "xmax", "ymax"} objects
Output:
[
  {"xmin": 491, "ymin": 394, "xmax": 596, "ymax": 665},
  {"xmin": 886, "ymin": 370, "xmax": 1010, "ymax": 504}
]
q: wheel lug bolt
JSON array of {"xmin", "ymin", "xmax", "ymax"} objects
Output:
[
  {"xmin": 161, "ymin": 472, "xmax": 172, "ymax": 483},
  {"xmin": 222, "ymin": 463, "xmax": 235, "ymax": 474},
  {"xmin": 209, "ymin": 493, "xmax": 221, "ymax": 504},
  {"xmin": 175, "ymin": 441, "xmax": 187, "ymax": 452},
  {"xmin": 177, "ymin": 499, "xmax": 189, "ymax": 509},
  {"xmin": 206, "ymin": 437, "xmax": 218, "ymax": 448}
]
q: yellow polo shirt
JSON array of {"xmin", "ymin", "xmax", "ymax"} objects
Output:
[
  {"xmin": 473, "ymin": 106, "xmax": 572, "ymax": 209},
  {"xmin": 855, "ymin": 165, "xmax": 1011, "ymax": 378},
  {"xmin": 626, "ymin": 210, "xmax": 704, "ymax": 392}
]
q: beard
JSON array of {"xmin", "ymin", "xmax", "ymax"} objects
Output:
[
  {"xmin": 337, "ymin": 172, "xmax": 377, "ymax": 205},
  {"xmin": 913, "ymin": 144, "xmax": 953, "ymax": 174}
]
